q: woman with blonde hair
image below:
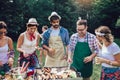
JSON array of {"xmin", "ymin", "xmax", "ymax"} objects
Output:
[{"xmin": 95, "ymin": 26, "xmax": 120, "ymax": 80}]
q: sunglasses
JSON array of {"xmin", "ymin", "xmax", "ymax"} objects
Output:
[
  {"xmin": 0, "ymin": 31, "xmax": 7, "ymax": 35},
  {"xmin": 77, "ymin": 28, "xmax": 86, "ymax": 31}
]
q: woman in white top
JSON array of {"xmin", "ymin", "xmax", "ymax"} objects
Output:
[
  {"xmin": 17, "ymin": 18, "xmax": 40, "ymax": 70},
  {"xmin": 95, "ymin": 26, "xmax": 120, "ymax": 80},
  {"xmin": 0, "ymin": 21, "xmax": 14, "ymax": 75}
]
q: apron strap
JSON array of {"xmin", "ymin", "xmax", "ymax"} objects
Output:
[
  {"xmin": 76, "ymin": 33, "xmax": 88, "ymax": 43},
  {"xmin": 63, "ymin": 45, "xmax": 66, "ymax": 55}
]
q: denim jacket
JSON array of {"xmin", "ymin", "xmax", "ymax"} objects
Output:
[{"xmin": 42, "ymin": 26, "xmax": 69, "ymax": 47}]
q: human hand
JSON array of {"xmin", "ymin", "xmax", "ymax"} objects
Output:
[
  {"xmin": 61, "ymin": 54, "xmax": 68, "ymax": 60},
  {"xmin": 95, "ymin": 57, "xmax": 105, "ymax": 64},
  {"xmin": 23, "ymin": 51, "xmax": 29, "ymax": 58},
  {"xmin": 67, "ymin": 57, "xmax": 72, "ymax": 63},
  {"xmin": 48, "ymin": 48, "xmax": 55, "ymax": 56},
  {"xmin": 8, "ymin": 58, "xmax": 14, "ymax": 67},
  {"xmin": 35, "ymin": 46, "xmax": 43, "ymax": 51},
  {"xmin": 84, "ymin": 56, "xmax": 92, "ymax": 63}
]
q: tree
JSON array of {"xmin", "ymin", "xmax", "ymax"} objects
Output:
[
  {"xmin": 91, "ymin": 0, "xmax": 120, "ymax": 37},
  {"xmin": 0, "ymin": 0, "xmax": 92, "ymax": 40},
  {"xmin": 0, "ymin": 0, "xmax": 22, "ymax": 41}
]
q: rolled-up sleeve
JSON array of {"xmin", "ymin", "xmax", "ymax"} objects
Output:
[
  {"xmin": 87, "ymin": 33, "xmax": 99, "ymax": 54},
  {"xmin": 68, "ymin": 34, "xmax": 77, "ymax": 53},
  {"xmin": 92, "ymin": 37, "xmax": 99, "ymax": 54},
  {"xmin": 65, "ymin": 29, "xmax": 70, "ymax": 46},
  {"xmin": 42, "ymin": 32, "xmax": 49, "ymax": 46}
]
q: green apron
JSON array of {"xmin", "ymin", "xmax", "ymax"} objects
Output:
[{"xmin": 71, "ymin": 36, "xmax": 93, "ymax": 78}]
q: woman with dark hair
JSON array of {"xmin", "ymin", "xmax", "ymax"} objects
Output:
[
  {"xmin": 95, "ymin": 26, "xmax": 120, "ymax": 80},
  {"xmin": 0, "ymin": 21, "xmax": 14, "ymax": 76},
  {"xmin": 17, "ymin": 18, "xmax": 41, "ymax": 72}
]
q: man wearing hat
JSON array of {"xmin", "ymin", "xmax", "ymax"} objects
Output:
[
  {"xmin": 42, "ymin": 12, "xmax": 69, "ymax": 67},
  {"xmin": 17, "ymin": 18, "xmax": 41, "ymax": 70}
]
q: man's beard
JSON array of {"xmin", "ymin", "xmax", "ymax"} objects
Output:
[
  {"xmin": 79, "ymin": 32, "xmax": 86, "ymax": 37},
  {"xmin": 53, "ymin": 25, "xmax": 59, "ymax": 28}
]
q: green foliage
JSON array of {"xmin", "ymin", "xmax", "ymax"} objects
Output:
[
  {"xmin": 116, "ymin": 18, "xmax": 120, "ymax": 27},
  {"xmin": 92, "ymin": 0, "xmax": 120, "ymax": 27},
  {"xmin": 1, "ymin": 0, "xmax": 120, "ymax": 39},
  {"xmin": 115, "ymin": 38, "xmax": 120, "ymax": 46},
  {"xmin": 0, "ymin": 0, "xmax": 80, "ymax": 40}
]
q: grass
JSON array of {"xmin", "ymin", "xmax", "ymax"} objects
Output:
[
  {"xmin": 12, "ymin": 38, "xmax": 120, "ymax": 80},
  {"xmin": 13, "ymin": 42, "xmax": 18, "ymax": 67},
  {"xmin": 91, "ymin": 64, "xmax": 101, "ymax": 80}
]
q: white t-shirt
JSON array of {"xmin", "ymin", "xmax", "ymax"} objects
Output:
[
  {"xmin": 50, "ymin": 29, "xmax": 60, "ymax": 36},
  {"xmin": 100, "ymin": 42, "xmax": 120, "ymax": 67}
]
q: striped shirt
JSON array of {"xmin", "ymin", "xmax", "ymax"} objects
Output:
[{"xmin": 68, "ymin": 32, "xmax": 99, "ymax": 54}]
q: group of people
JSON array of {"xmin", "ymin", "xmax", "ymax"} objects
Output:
[{"xmin": 0, "ymin": 11, "xmax": 120, "ymax": 80}]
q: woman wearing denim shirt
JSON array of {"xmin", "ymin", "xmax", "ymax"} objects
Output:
[{"xmin": 42, "ymin": 12, "xmax": 69, "ymax": 67}]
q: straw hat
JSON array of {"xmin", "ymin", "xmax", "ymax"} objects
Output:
[
  {"xmin": 27, "ymin": 18, "xmax": 39, "ymax": 26},
  {"xmin": 48, "ymin": 12, "xmax": 61, "ymax": 21}
]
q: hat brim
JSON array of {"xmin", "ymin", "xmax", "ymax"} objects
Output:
[
  {"xmin": 27, "ymin": 23, "xmax": 39, "ymax": 26},
  {"xmin": 48, "ymin": 15, "xmax": 61, "ymax": 21}
]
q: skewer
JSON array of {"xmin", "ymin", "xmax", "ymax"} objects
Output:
[
  {"xmin": 22, "ymin": 62, "xmax": 30, "ymax": 72},
  {"xmin": 21, "ymin": 61, "xmax": 25, "ymax": 73}
]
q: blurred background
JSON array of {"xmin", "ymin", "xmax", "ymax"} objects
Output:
[{"xmin": 0, "ymin": 0, "xmax": 120, "ymax": 41}]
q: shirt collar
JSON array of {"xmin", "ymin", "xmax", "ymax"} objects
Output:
[{"xmin": 76, "ymin": 32, "xmax": 88, "ymax": 39}]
